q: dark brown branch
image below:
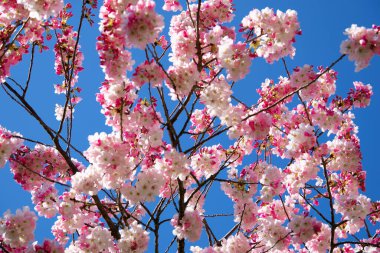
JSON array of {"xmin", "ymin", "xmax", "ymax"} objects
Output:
[
  {"xmin": 92, "ymin": 195, "xmax": 120, "ymax": 239},
  {"xmin": 23, "ymin": 43, "xmax": 36, "ymax": 97}
]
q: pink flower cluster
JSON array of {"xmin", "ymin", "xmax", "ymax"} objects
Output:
[
  {"xmin": 1, "ymin": 1, "xmax": 379, "ymax": 252},
  {"xmin": 118, "ymin": 221, "xmax": 149, "ymax": 253},
  {"xmin": 9, "ymin": 144, "xmax": 76, "ymax": 191},
  {"xmin": 191, "ymin": 144, "xmax": 226, "ymax": 179},
  {"xmin": 123, "ymin": 0, "xmax": 164, "ymax": 49},
  {"xmin": 201, "ymin": 0, "xmax": 234, "ymax": 24},
  {"xmin": 200, "ymin": 75, "xmax": 232, "ymax": 117},
  {"xmin": 0, "ymin": 126, "xmax": 23, "ymax": 168},
  {"xmin": 0, "ymin": 207, "xmax": 37, "ymax": 250},
  {"xmin": 191, "ymin": 233, "xmax": 251, "ymax": 253},
  {"xmin": 65, "ymin": 226, "xmax": 114, "ymax": 252},
  {"xmin": 293, "ymin": 65, "xmax": 337, "ymax": 101},
  {"xmin": 288, "ymin": 215, "xmax": 322, "ymax": 243},
  {"xmin": 121, "ymin": 166, "xmax": 165, "ymax": 203},
  {"xmin": 53, "ymin": 29, "xmax": 84, "ymax": 79},
  {"xmin": 154, "ymin": 147, "xmax": 190, "ymax": 181},
  {"xmin": 284, "ymin": 154, "xmax": 318, "ymax": 195},
  {"xmin": 97, "ymin": 0, "xmax": 135, "ymax": 85},
  {"xmin": 132, "ymin": 60, "xmax": 165, "ymax": 88},
  {"xmin": 96, "ymin": 79, "xmax": 137, "ymax": 129},
  {"xmin": 166, "ymin": 61, "xmax": 200, "ymax": 100},
  {"xmin": 0, "ymin": 0, "xmax": 28, "ymax": 26},
  {"xmin": 72, "ymin": 132, "xmax": 138, "ymax": 194},
  {"xmin": 340, "ymin": 24, "xmax": 380, "ymax": 71},
  {"xmin": 247, "ymin": 112, "xmax": 272, "ymax": 140},
  {"xmin": 189, "ymin": 109, "xmax": 214, "ymax": 138},
  {"xmin": 286, "ymin": 123, "xmax": 316, "ymax": 157},
  {"xmin": 350, "ymin": 81, "xmax": 373, "ymax": 108},
  {"xmin": 168, "ymin": 0, "xmax": 234, "ymax": 65},
  {"xmin": 163, "ymin": 0, "xmax": 182, "ymax": 12},
  {"xmin": 334, "ymin": 194, "xmax": 372, "ymax": 234},
  {"xmin": 17, "ymin": 0, "xmax": 63, "ymax": 20},
  {"xmin": 54, "ymin": 104, "xmax": 75, "ymax": 121},
  {"xmin": 256, "ymin": 218, "xmax": 291, "ymax": 250},
  {"xmin": 7, "ymin": 143, "xmax": 86, "ymax": 225},
  {"xmin": 31, "ymin": 184, "xmax": 58, "ymax": 218},
  {"xmin": 327, "ymin": 137, "xmax": 362, "ymax": 173},
  {"xmin": 217, "ymin": 36, "xmax": 252, "ymax": 81},
  {"xmin": 171, "ymin": 209, "xmax": 203, "ymax": 242},
  {"xmin": 259, "ymin": 163, "xmax": 284, "ymax": 202},
  {"xmin": 29, "ymin": 239, "xmax": 64, "ymax": 253},
  {"xmin": 52, "ymin": 192, "xmax": 100, "ymax": 245},
  {"xmin": 241, "ymin": 7, "xmax": 301, "ymax": 63},
  {"xmin": 0, "ymin": 1, "xmax": 47, "ymax": 83}
]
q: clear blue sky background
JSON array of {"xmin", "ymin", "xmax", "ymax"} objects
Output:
[{"xmin": 0, "ymin": 0, "xmax": 379, "ymax": 251}]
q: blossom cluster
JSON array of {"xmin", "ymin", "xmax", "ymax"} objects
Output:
[
  {"xmin": 191, "ymin": 144, "xmax": 226, "ymax": 179},
  {"xmin": 171, "ymin": 209, "xmax": 203, "ymax": 242},
  {"xmin": 340, "ymin": 24, "xmax": 380, "ymax": 71},
  {"xmin": 72, "ymin": 132, "xmax": 138, "ymax": 194},
  {"xmin": 9, "ymin": 144, "xmax": 76, "ymax": 191},
  {"xmin": 217, "ymin": 36, "xmax": 252, "ymax": 81},
  {"xmin": 0, "ymin": 207, "xmax": 37, "ymax": 250},
  {"xmin": 17, "ymin": 0, "xmax": 63, "ymax": 20},
  {"xmin": 0, "ymin": 1, "xmax": 45, "ymax": 83},
  {"xmin": 123, "ymin": 0, "xmax": 164, "ymax": 49},
  {"xmin": 0, "ymin": 1, "xmax": 379, "ymax": 252},
  {"xmin": 241, "ymin": 7, "xmax": 301, "ymax": 63},
  {"xmin": 132, "ymin": 60, "xmax": 165, "ymax": 88},
  {"xmin": 0, "ymin": 126, "xmax": 23, "ymax": 168}
]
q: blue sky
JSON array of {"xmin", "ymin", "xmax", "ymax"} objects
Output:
[{"xmin": 0, "ymin": 0, "xmax": 379, "ymax": 251}]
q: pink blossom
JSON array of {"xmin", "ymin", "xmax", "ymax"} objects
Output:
[
  {"xmin": 340, "ymin": 24, "xmax": 380, "ymax": 71},
  {"xmin": 286, "ymin": 123, "xmax": 316, "ymax": 157},
  {"xmin": 123, "ymin": 0, "xmax": 164, "ymax": 49},
  {"xmin": 52, "ymin": 194, "xmax": 100, "ymax": 245},
  {"xmin": 31, "ymin": 184, "xmax": 58, "ymax": 218},
  {"xmin": 334, "ymin": 194, "xmax": 372, "ymax": 234},
  {"xmin": 82, "ymin": 132, "xmax": 138, "ymax": 189},
  {"xmin": 305, "ymin": 224, "xmax": 331, "ymax": 252},
  {"xmin": 118, "ymin": 221, "xmax": 149, "ymax": 253},
  {"xmin": 191, "ymin": 145, "xmax": 226, "ymax": 179},
  {"xmin": 132, "ymin": 60, "xmax": 165, "ymax": 88},
  {"xmin": 17, "ymin": 0, "xmax": 63, "ymax": 20},
  {"xmin": 241, "ymin": 8, "xmax": 301, "ymax": 63},
  {"xmin": 259, "ymin": 163, "xmax": 284, "ymax": 202},
  {"xmin": 288, "ymin": 215, "xmax": 322, "ymax": 243},
  {"xmin": 189, "ymin": 109, "xmax": 214, "ymax": 138},
  {"xmin": 247, "ymin": 112, "xmax": 272, "ymax": 140},
  {"xmin": 9, "ymin": 144, "xmax": 77, "ymax": 191},
  {"xmin": 217, "ymin": 36, "xmax": 251, "ymax": 81},
  {"xmin": 350, "ymin": 81, "xmax": 373, "ymax": 108},
  {"xmin": 121, "ymin": 167, "xmax": 165, "ymax": 203},
  {"xmin": 234, "ymin": 199, "xmax": 258, "ymax": 230},
  {"xmin": 0, "ymin": 206, "xmax": 37, "ymax": 249},
  {"xmin": 284, "ymin": 154, "xmax": 318, "ymax": 195},
  {"xmin": 28, "ymin": 239, "xmax": 64, "ymax": 253},
  {"xmin": 257, "ymin": 217, "xmax": 291, "ymax": 250},
  {"xmin": 327, "ymin": 138, "xmax": 362, "ymax": 173},
  {"xmin": 163, "ymin": 0, "xmax": 182, "ymax": 12},
  {"xmin": 66, "ymin": 226, "xmax": 115, "ymax": 253},
  {"xmin": 166, "ymin": 61, "xmax": 200, "ymax": 100},
  {"xmin": 219, "ymin": 233, "xmax": 251, "ymax": 252},
  {"xmin": 0, "ymin": 126, "xmax": 23, "ymax": 168},
  {"xmin": 200, "ymin": 75, "xmax": 232, "ymax": 117},
  {"xmin": 54, "ymin": 104, "xmax": 75, "ymax": 121},
  {"xmin": 171, "ymin": 209, "xmax": 203, "ymax": 242},
  {"xmin": 155, "ymin": 147, "xmax": 190, "ymax": 181}
]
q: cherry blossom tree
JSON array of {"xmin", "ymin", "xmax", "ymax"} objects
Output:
[{"xmin": 0, "ymin": 0, "xmax": 379, "ymax": 252}]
